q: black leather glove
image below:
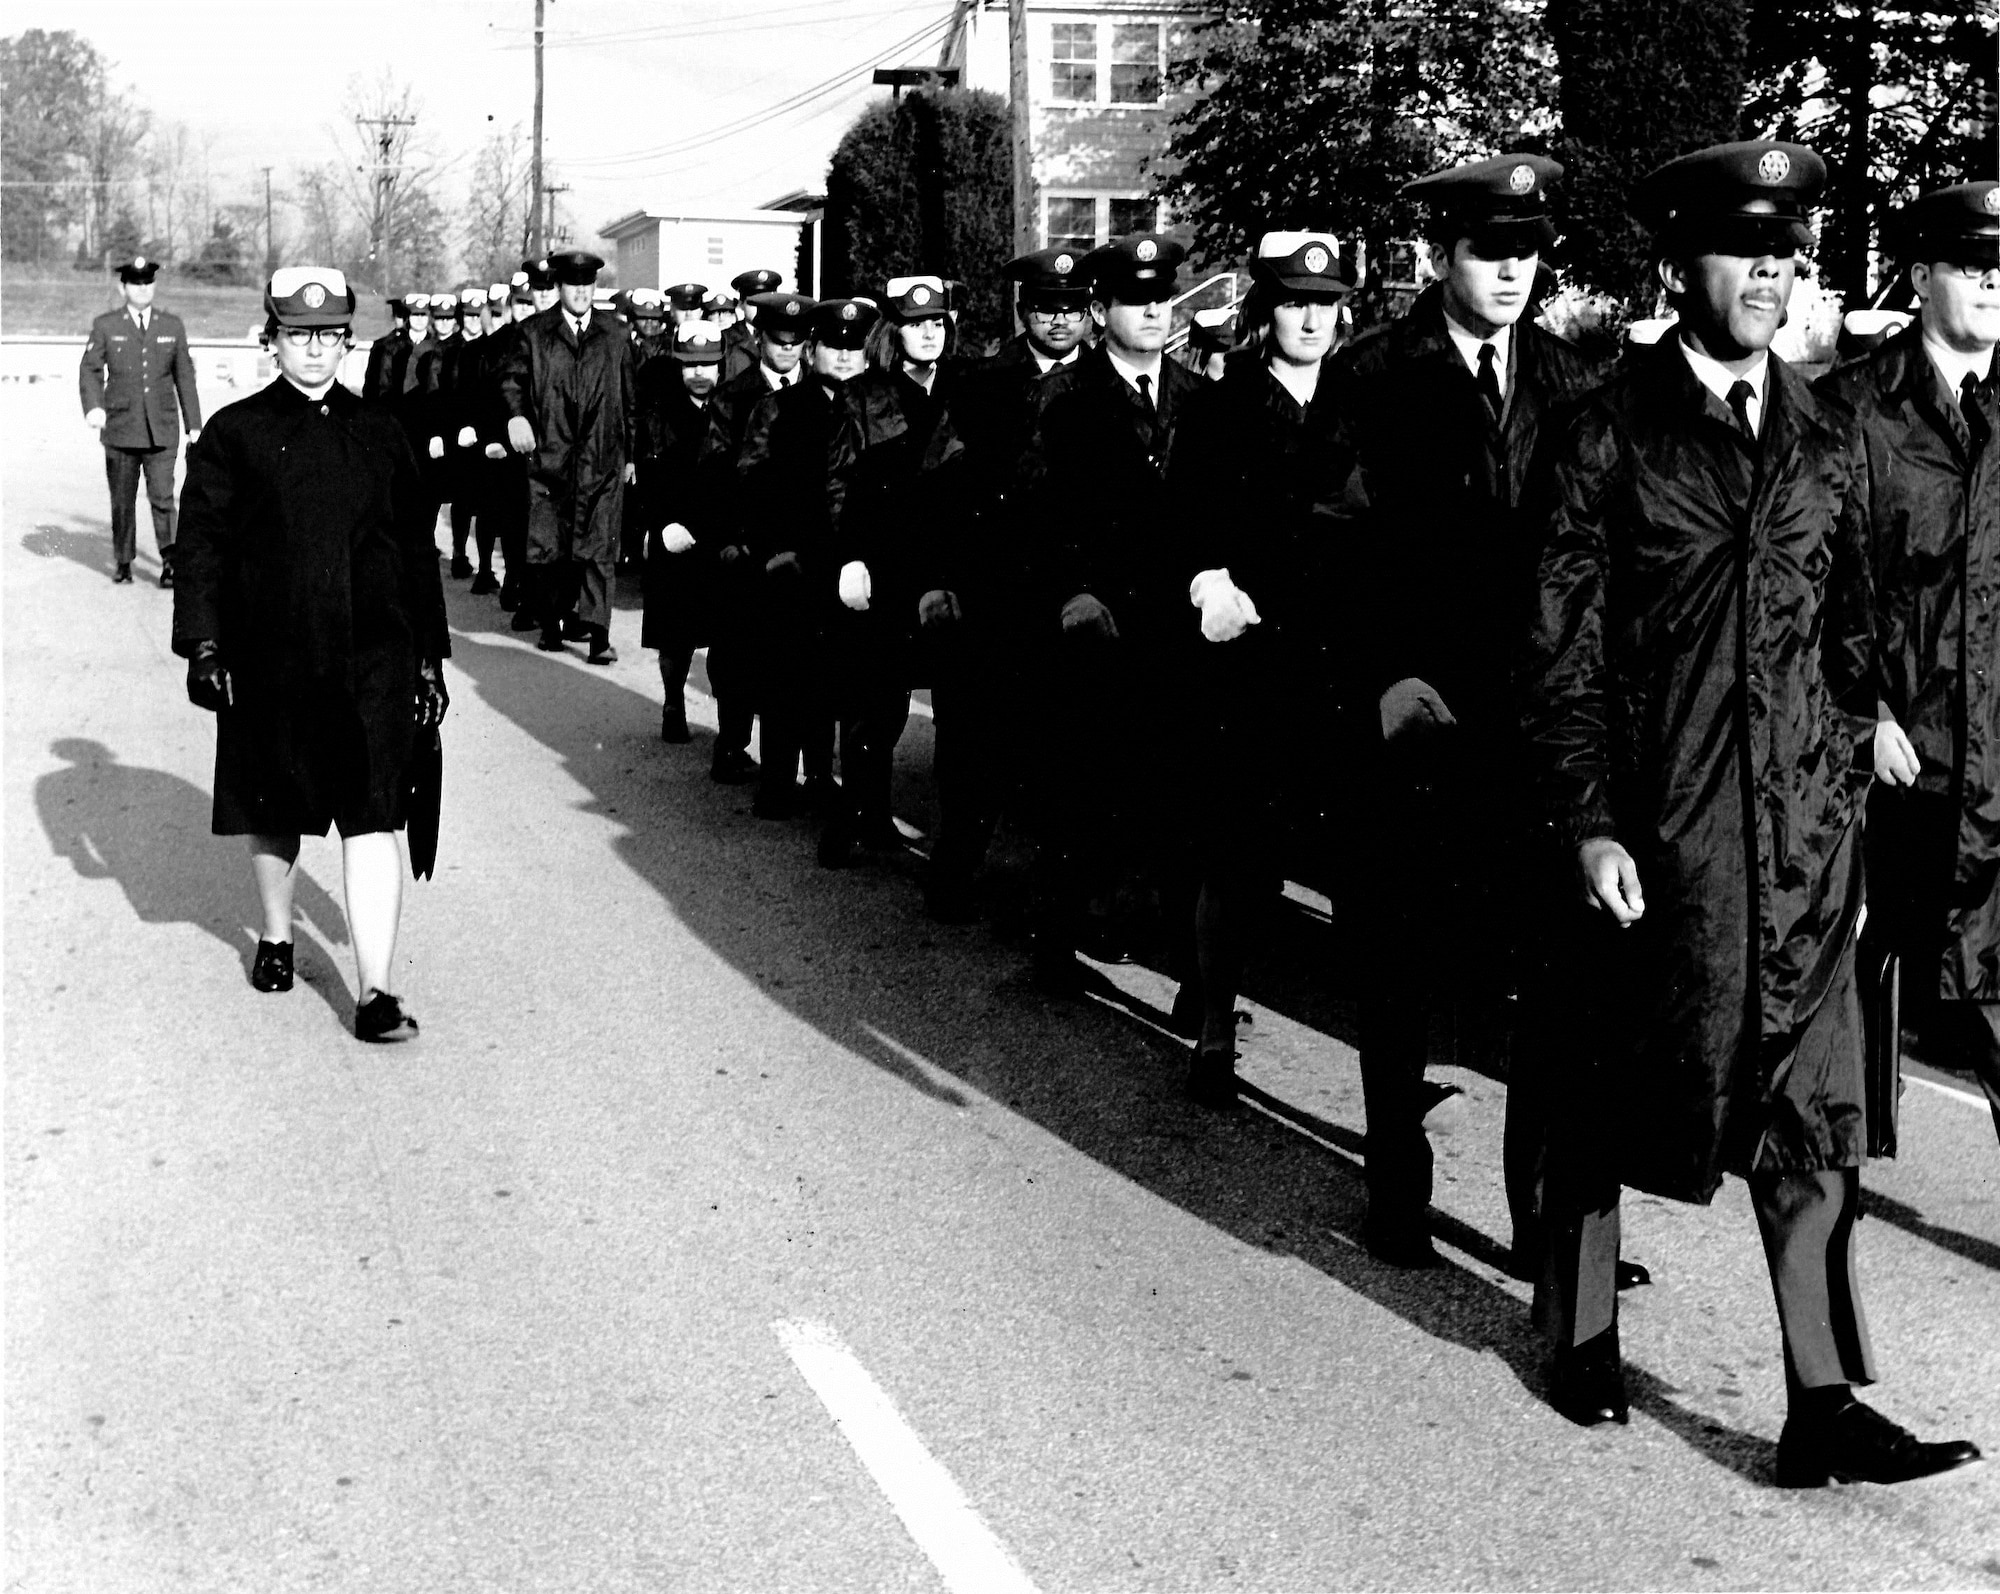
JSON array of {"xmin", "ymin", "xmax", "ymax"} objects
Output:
[
  {"xmin": 718, "ymin": 543, "xmax": 748, "ymax": 566},
  {"xmin": 1060, "ymin": 592, "xmax": 1119, "ymax": 641},
  {"xmin": 186, "ymin": 640, "xmax": 234, "ymax": 712},
  {"xmin": 414, "ymin": 658, "xmax": 449, "ymax": 730},
  {"xmin": 918, "ymin": 589, "xmax": 963, "ymax": 628},
  {"xmin": 765, "ymin": 550, "xmax": 803, "ymax": 579}
]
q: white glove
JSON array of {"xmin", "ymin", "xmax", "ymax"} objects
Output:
[
  {"xmin": 662, "ymin": 522, "xmax": 697, "ymax": 554},
  {"xmin": 838, "ymin": 560, "xmax": 872, "ymax": 611},
  {"xmin": 1380, "ymin": 677, "xmax": 1456, "ymax": 741},
  {"xmin": 427, "ymin": 436, "xmax": 445, "ymax": 460},
  {"xmin": 506, "ymin": 417, "xmax": 536, "ymax": 454},
  {"xmin": 1873, "ymin": 719, "xmax": 1921, "ymax": 786},
  {"xmin": 1189, "ymin": 567, "xmax": 1261, "ymax": 643},
  {"xmin": 483, "ymin": 443, "xmax": 506, "ymax": 460},
  {"xmin": 456, "ymin": 425, "xmax": 478, "ymax": 448},
  {"xmin": 186, "ymin": 428, "xmax": 200, "ymax": 444},
  {"xmin": 85, "ymin": 407, "xmax": 106, "ymax": 431}
]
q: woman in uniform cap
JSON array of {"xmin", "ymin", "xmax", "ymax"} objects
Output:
[
  {"xmin": 172, "ymin": 266, "xmax": 449, "ymax": 1043},
  {"xmin": 1165, "ymin": 231, "xmax": 1355, "ymax": 1106}
]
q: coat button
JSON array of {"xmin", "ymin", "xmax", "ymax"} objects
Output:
[{"xmin": 320, "ymin": 404, "xmax": 329, "ymax": 416}]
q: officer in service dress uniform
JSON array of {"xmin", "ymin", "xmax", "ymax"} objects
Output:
[
  {"xmin": 497, "ymin": 249, "xmax": 637, "ymax": 665},
  {"xmin": 721, "ymin": 268, "xmax": 784, "ymax": 382},
  {"xmin": 79, "ymin": 255, "xmax": 203, "ymax": 585},
  {"xmin": 172, "ymin": 267, "xmax": 448, "ymax": 1044},
  {"xmin": 1524, "ymin": 141, "xmax": 1982, "ymax": 1484},
  {"xmin": 1823, "ymin": 179, "xmax": 2000, "ymax": 1143}
]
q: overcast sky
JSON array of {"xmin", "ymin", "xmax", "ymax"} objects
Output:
[{"xmin": 14, "ymin": 0, "xmax": 959, "ymax": 242}]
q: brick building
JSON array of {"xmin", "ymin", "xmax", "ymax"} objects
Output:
[{"xmin": 940, "ymin": 0, "xmax": 1207, "ymax": 253}]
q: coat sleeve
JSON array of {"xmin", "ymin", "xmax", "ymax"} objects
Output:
[
  {"xmin": 498, "ymin": 327, "xmax": 535, "ymax": 425},
  {"xmin": 1822, "ymin": 424, "xmax": 1878, "ymax": 758},
  {"xmin": 170, "ymin": 424, "xmax": 235, "ymax": 656},
  {"xmin": 1521, "ymin": 407, "xmax": 1621, "ymax": 849},
  {"xmin": 169, "ymin": 320, "xmax": 203, "ymax": 432},
  {"xmin": 389, "ymin": 426, "xmax": 451, "ymax": 662},
  {"xmin": 79, "ymin": 321, "xmax": 109, "ymax": 415}
]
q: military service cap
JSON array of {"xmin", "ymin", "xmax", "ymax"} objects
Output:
[
  {"xmin": 748, "ymin": 290, "xmax": 814, "ymax": 341},
  {"xmin": 1634, "ymin": 140, "xmax": 1825, "ymax": 255},
  {"xmin": 1836, "ymin": 308, "xmax": 1913, "ymax": 362},
  {"xmin": 458, "ymin": 286, "xmax": 487, "ymax": 313},
  {"xmin": 1888, "ymin": 180, "xmax": 2000, "ymax": 269},
  {"xmin": 673, "ymin": 320, "xmax": 727, "ymax": 364},
  {"xmin": 731, "ymin": 268, "xmax": 783, "ymax": 297},
  {"xmin": 1251, "ymin": 230, "xmax": 1360, "ymax": 296},
  {"xmin": 429, "ymin": 292, "xmax": 461, "ymax": 319},
  {"xmin": 1404, "ymin": 155, "xmax": 1561, "ymax": 254},
  {"xmin": 810, "ymin": 297, "xmax": 880, "ymax": 348},
  {"xmin": 486, "ymin": 282, "xmax": 510, "ymax": 310},
  {"xmin": 1186, "ymin": 306, "xmax": 1236, "ymax": 357},
  {"xmin": 549, "ymin": 249, "xmax": 606, "ymax": 286},
  {"xmin": 116, "ymin": 255, "xmax": 161, "ymax": 284},
  {"xmin": 883, "ymin": 275, "xmax": 949, "ymax": 322},
  {"xmin": 508, "ymin": 271, "xmax": 534, "ymax": 305},
  {"xmin": 521, "ymin": 256, "xmax": 556, "ymax": 291},
  {"xmin": 627, "ymin": 287, "xmax": 668, "ymax": 320},
  {"xmin": 264, "ymin": 266, "xmax": 355, "ymax": 328},
  {"xmin": 1006, "ymin": 247, "xmax": 1091, "ymax": 306},
  {"xmin": 666, "ymin": 282, "xmax": 709, "ymax": 312},
  {"xmin": 388, "ymin": 295, "xmax": 412, "ymax": 320},
  {"xmin": 1085, "ymin": 233, "xmax": 1187, "ymax": 303}
]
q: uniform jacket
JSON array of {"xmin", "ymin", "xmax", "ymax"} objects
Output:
[
  {"xmin": 704, "ymin": 364, "xmax": 793, "ymax": 547},
  {"xmin": 497, "ymin": 305, "xmax": 636, "ymax": 563},
  {"xmin": 1819, "ymin": 325, "xmax": 2000, "ymax": 1001},
  {"xmin": 171, "ymin": 378, "xmax": 448, "ymax": 833},
  {"xmin": 1523, "ymin": 338, "xmax": 1876, "ymax": 1200},
  {"xmin": 79, "ymin": 306, "xmax": 202, "ymax": 449},
  {"xmin": 638, "ymin": 377, "xmax": 732, "ymax": 653},
  {"xmin": 1022, "ymin": 343, "xmax": 1203, "ymax": 643},
  {"xmin": 720, "ymin": 321, "xmax": 759, "ymax": 384},
  {"xmin": 1326, "ymin": 284, "xmax": 1605, "ymax": 738},
  {"xmin": 827, "ymin": 366, "xmax": 966, "ymax": 627},
  {"xmin": 735, "ymin": 376, "xmax": 844, "ymax": 575},
  {"xmin": 362, "ymin": 328, "xmax": 416, "ymax": 404}
]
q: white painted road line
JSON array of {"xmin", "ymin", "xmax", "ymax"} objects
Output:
[
  {"xmin": 772, "ymin": 1319, "xmax": 1041, "ymax": 1594},
  {"xmin": 1905, "ymin": 1070, "xmax": 1992, "ymax": 1110}
]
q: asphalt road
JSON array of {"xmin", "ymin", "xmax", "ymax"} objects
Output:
[{"xmin": 5, "ymin": 375, "xmax": 1998, "ymax": 1593}]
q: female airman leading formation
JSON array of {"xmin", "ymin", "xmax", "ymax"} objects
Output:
[{"xmin": 172, "ymin": 141, "xmax": 1996, "ymax": 1487}]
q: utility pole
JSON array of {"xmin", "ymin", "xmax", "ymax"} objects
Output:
[
  {"xmin": 530, "ymin": 0, "xmax": 547, "ymax": 256},
  {"xmin": 355, "ymin": 113, "xmax": 417, "ymax": 295},
  {"xmin": 542, "ymin": 182, "xmax": 570, "ymax": 252},
  {"xmin": 1009, "ymin": 0, "xmax": 1034, "ymax": 255},
  {"xmin": 261, "ymin": 166, "xmax": 276, "ymax": 275}
]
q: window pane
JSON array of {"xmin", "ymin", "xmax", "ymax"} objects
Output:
[
  {"xmin": 1108, "ymin": 198, "xmax": 1157, "ymax": 237},
  {"xmin": 1051, "ymin": 21, "xmax": 1097, "ymax": 101},
  {"xmin": 1047, "ymin": 197, "xmax": 1096, "ymax": 253},
  {"xmin": 1109, "ymin": 23, "xmax": 1160, "ymax": 102}
]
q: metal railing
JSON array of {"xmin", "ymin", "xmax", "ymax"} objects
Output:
[{"xmin": 1164, "ymin": 271, "xmax": 1245, "ymax": 353}]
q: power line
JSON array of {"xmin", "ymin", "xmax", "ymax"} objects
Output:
[{"xmin": 490, "ymin": 0, "xmax": 935, "ymax": 49}]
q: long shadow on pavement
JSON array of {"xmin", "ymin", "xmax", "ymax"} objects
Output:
[
  {"xmin": 23, "ymin": 516, "xmax": 163, "ymax": 583},
  {"xmin": 33, "ymin": 738, "xmax": 356, "ymax": 1028},
  {"xmin": 442, "ymin": 588, "xmax": 1790, "ymax": 1487}
]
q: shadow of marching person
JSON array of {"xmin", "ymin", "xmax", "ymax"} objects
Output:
[
  {"xmin": 23, "ymin": 517, "xmax": 163, "ymax": 584},
  {"xmin": 34, "ymin": 738, "xmax": 355, "ymax": 1026},
  {"xmin": 441, "ymin": 605, "xmax": 1795, "ymax": 1487}
]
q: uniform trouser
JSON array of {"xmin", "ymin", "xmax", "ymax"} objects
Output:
[
  {"xmin": 491, "ymin": 463, "xmax": 530, "ymax": 593},
  {"xmin": 450, "ymin": 495, "xmax": 475, "ymax": 561},
  {"xmin": 829, "ymin": 685, "xmax": 912, "ymax": 837},
  {"xmin": 927, "ymin": 634, "xmax": 1019, "ymax": 883},
  {"xmin": 527, "ymin": 557, "xmax": 613, "ymax": 635},
  {"xmin": 756, "ymin": 578, "xmax": 833, "ymax": 804},
  {"xmin": 1534, "ymin": 1168, "xmax": 1878, "ymax": 1397},
  {"xmin": 104, "ymin": 445, "xmax": 177, "ymax": 565},
  {"xmin": 660, "ymin": 644, "xmax": 755, "ymax": 752}
]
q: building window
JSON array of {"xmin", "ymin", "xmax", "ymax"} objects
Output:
[
  {"xmin": 707, "ymin": 236, "xmax": 725, "ymax": 266},
  {"xmin": 1109, "ymin": 23, "xmax": 1162, "ymax": 104},
  {"xmin": 1047, "ymin": 196, "xmax": 1096, "ymax": 253},
  {"xmin": 1107, "ymin": 197, "xmax": 1158, "ymax": 237},
  {"xmin": 1050, "ymin": 22, "xmax": 1097, "ymax": 103}
]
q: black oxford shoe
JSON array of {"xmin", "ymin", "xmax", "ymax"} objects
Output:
[
  {"xmin": 157, "ymin": 562, "xmax": 175, "ymax": 589},
  {"xmin": 1547, "ymin": 1331, "xmax": 1629, "ymax": 1426},
  {"xmin": 711, "ymin": 748, "xmax": 759, "ymax": 783},
  {"xmin": 536, "ymin": 630, "xmax": 566, "ymax": 652},
  {"xmin": 660, "ymin": 707, "xmax": 692, "ymax": 744},
  {"xmin": 1616, "ymin": 1259, "xmax": 1652, "ymax": 1290},
  {"xmin": 113, "ymin": 562, "xmax": 133, "ymax": 583},
  {"xmin": 1361, "ymin": 1210, "xmax": 1443, "ymax": 1270},
  {"xmin": 355, "ymin": 990, "xmax": 419, "ymax": 1043},
  {"xmin": 1186, "ymin": 1048, "xmax": 1239, "ymax": 1111},
  {"xmin": 1776, "ymin": 1399, "xmax": 1983, "ymax": 1488},
  {"xmin": 250, "ymin": 939, "xmax": 294, "ymax": 993}
]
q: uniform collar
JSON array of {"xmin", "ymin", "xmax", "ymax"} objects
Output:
[
  {"xmin": 1678, "ymin": 333, "xmax": 1770, "ymax": 429},
  {"xmin": 1103, "ymin": 343, "xmax": 1164, "ymax": 396},
  {"xmin": 1918, "ymin": 319, "xmax": 1996, "ymax": 395},
  {"xmin": 1440, "ymin": 307, "xmax": 1511, "ymax": 388},
  {"xmin": 1029, "ymin": 344, "xmax": 1078, "ymax": 375}
]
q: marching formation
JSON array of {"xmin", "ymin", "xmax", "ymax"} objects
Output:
[{"xmin": 78, "ymin": 136, "xmax": 1998, "ymax": 1490}]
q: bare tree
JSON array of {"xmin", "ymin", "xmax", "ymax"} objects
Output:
[
  {"xmin": 82, "ymin": 87, "xmax": 148, "ymax": 263},
  {"xmin": 331, "ymin": 73, "xmax": 454, "ymax": 293},
  {"xmin": 463, "ymin": 123, "xmax": 533, "ymax": 286}
]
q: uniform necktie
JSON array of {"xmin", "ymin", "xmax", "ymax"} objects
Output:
[
  {"xmin": 1476, "ymin": 342, "xmax": 1502, "ymax": 419},
  {"xmin": 1961, "ymin": 372, "xmax": 1990, "ymax": 451},
  {"xmin": 1136, "ymin": 372, "xmax": 1154, "ymax": 411},
  {"xmin": 1727, "ymin": 379, "xmax": 1757, "ymax": 440}
]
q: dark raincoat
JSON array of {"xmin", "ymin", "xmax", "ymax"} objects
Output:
[
  {"xmin": 497, "ymin": 305, "xmax": 635, "ymax": 565},
  {"xmin": 172, "ymin": 378, "xmax": 449, "ymax": 837},
  {"xmin": 1523, "ymin": 339, "xmax": 1877, "ymax": 1202},
  {"xmin": 1819, "ymin": 326, "xmax": 2000, "ymax": 1002},
  {"xmin": 637, "ymin": 371, "xmax": 732, "ymax": 654}
]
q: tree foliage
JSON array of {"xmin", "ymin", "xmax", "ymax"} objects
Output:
[
  {"xmin": 1, "ymin": 29, "xmax": 108, "ymax": 262},
  {"xmin": 1744, "ymin": 0, "xmax": 1998, "ymax": 301},
  {"xmin": 464, "ymin": 124, "xmax": 535, "ymax": 287},
  {"xmin": 1156, "ymin": 0, "xmax": 1559, "ymax": 273},
  {"xmin": 821, "ymin": 88, "xmax": 1014, "ymax": 346}
]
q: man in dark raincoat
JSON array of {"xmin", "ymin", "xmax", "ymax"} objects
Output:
[
  {"xmin": 173, "ymin": 267, "xmax": 449, "ymax": 1044},
  {"xmin": 1822, "ymin": 180, "xmax": 2000, "ymax": 1144},
  {"xmin": 1524, "ymin": 141, "xmax": 1981, "ymax": 1485},
  {"xmin": 498, "ymin": 249, "xmax": 636, "ymax": 665}
]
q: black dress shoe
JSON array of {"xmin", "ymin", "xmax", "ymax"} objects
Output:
[
  {"xmin": 113, "ymin": 562, "xmax": 133, "ymax": 583},
  {"xmin": 536, "ymin": 630, "xmax": 566, "ymax": 652},
  {"xmin": 1186, "ymin": 1048, "xmax": 1239, "ymax": 1110},
  {"xmin": 1361, "ymin": 1210, "xmax": 1442, "ymax": 1270},
  {"xmin": 561, "ymin": 616, "xmax": 591, "ymax": 641},
  {"xmin": 1776, "ymin": 1398, "xmax": 1983, "ymax": 1487},
  {"xmin": 710, "ymin": 748, "xmax": 759, "ymax": 783},
  {"xmin": 1547, "ymin": 1331, "xmax": 1629, "ymax": 1426},
  {"xmin": 250, "ymin": 939, "xmax": 294, "ymax": 993},
  {"xmin": 511, "ymin": 607, "xmax": 539, "ymax": 631},
  {"xmin": 660, "ymin": 707, "xmax": 692, "ymax": 743},
  {"xmin": 586, "ymin": 637, "xmax": 618, "ymax": 666},
  {"xmin": 469, "ymin": 569, "xmax": 498, "ymax": 595},
  {"xmin": 1616, "ymin": 1259, "xmax": 1652, "ymax": 1290},
  {"xmin": 157, "ymin": 562, "xmax": 175, "ymax": 589},
  {"xmin": 354, "ymin": 990, "xmax": 419, "ymax": 1043},
  {"xmin": 449, "ymin": 554, "xmax": 474, "ymax": 579}
]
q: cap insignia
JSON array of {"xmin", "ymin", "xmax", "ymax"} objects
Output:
[
  {"xmin": 1303, "ymin": 245, "xmax": 1329, "ymax": 274},
  {"xmin": 1757, "ymin": 149, "xmax": 1791, "ymax": 184},
  {"xmin": 784, "ymin": 299, "xmax": 801, "ymax": 316},
  {"xmin": 1054, "ymin": 253, "xmax": 1074, "ymax": 274},
  {"xmin": 1509, "ymin": 163, "xmax": 1536, "ymax": 195},
  {"xmin": 840, "ymin": 303, "xmax": 858, "ymax": 321},
  {"xmin": 133, "ymin": 255, "xmax": 147, "ymax": 269},
  {"xmin": 911, "ymin": 285, "xmax": 931, "ymax": 305},
  {"xmin": 1135, "ymin": 239, "xmax": 1158, "ymax": 262},
  {"xmin": 1985, "ymin": 188, "xmax": 2000, "ymax": 216},
  {"xmin": 301, "ymin": 283, "xmax": 327, "ymax": 309}
]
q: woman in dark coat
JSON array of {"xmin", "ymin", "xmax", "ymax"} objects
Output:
[
  {"xmin": 172, "ymin": 267, "xmax": 450, "ymax": 1043},
  {"xmin": 1164, "ymin": 233, "xmax": 1351, "ymax": 1105}
]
